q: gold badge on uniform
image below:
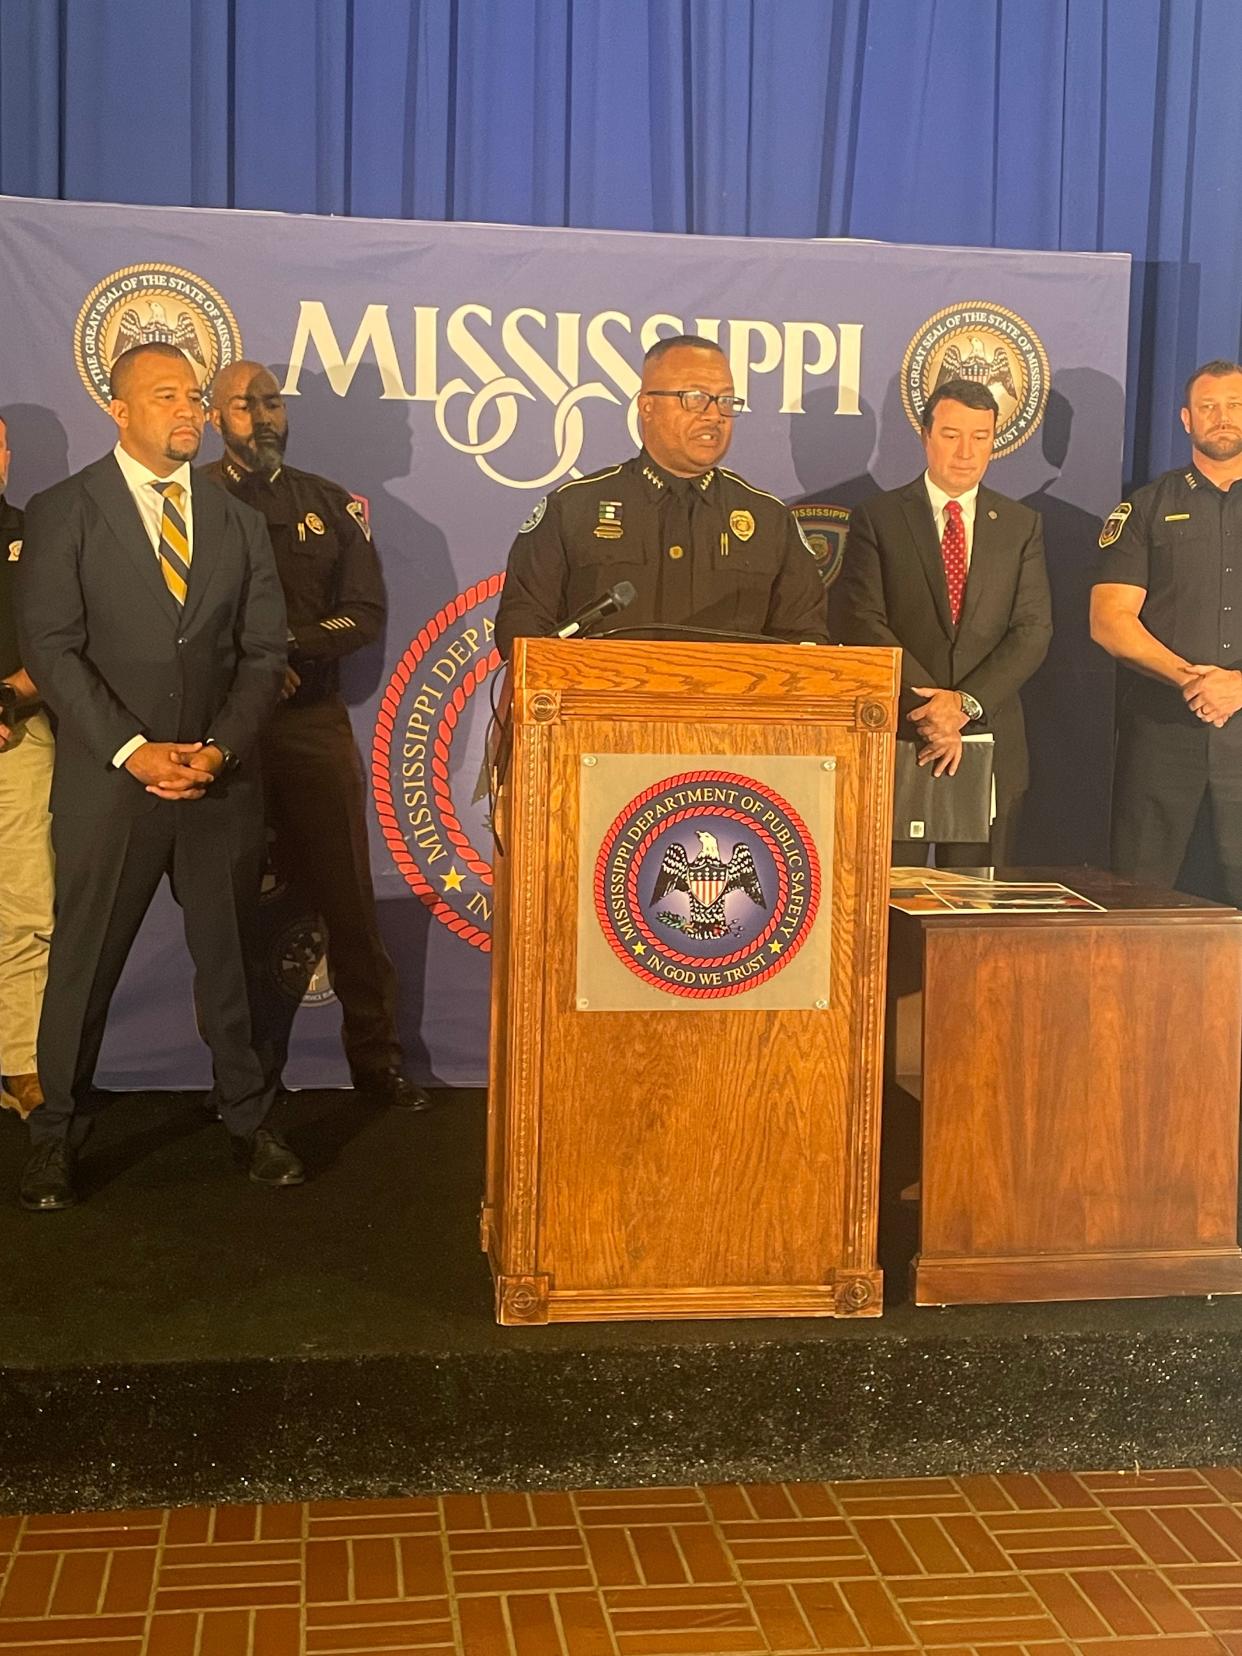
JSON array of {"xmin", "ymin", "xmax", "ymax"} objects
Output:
[
  {"xmin": 1098, "ymin": 501, "xmax": 1131, "ymax": 549},
  {"xmin": 729, "ymin": 509, "xmax": 755, "ymax": 542},
  {"xmin": 6, "ymin": 540, "xmax": 20, "ymax": 562},
  {"xmin": 304, "ymin": 513, "xmax": 325, "ymax": 535},
  {"xmin": 594, "ymin": 501, "xmax": 624, "ymax": 540}
]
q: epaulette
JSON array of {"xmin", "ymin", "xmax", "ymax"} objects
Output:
[
  {"xmin": 718, "ymin": 467, "xmax": 788, "ymax": 508},
  {"xmin": 554, "ymin": 463, "xmax": 625, "ymax": 493}
]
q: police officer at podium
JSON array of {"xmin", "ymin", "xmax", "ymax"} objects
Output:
[{"xmin": 495, "ymin": 335, "xmax": 829, "ymax": 655}]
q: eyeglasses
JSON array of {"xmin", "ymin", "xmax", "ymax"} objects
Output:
[{"xmin": 644, "ymin": 389, "xmax": 747, "ymax": 416}]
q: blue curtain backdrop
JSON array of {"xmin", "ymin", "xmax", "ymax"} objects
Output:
[{"xmin": 0, "ymin": 0, "xmax": 1237, "ymax": 488}]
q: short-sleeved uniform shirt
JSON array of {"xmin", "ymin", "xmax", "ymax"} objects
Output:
[
  {"xmin": 495, "ymin": 451, "xmax": 829, "ymax": 656},
  {"xmin": 204, "ymin": 458, "xmax": 386, "ymax": 706},
  {"xmin": 1097, "ymin": 465, "xmax": 1242, "ymax": 735},
  {"xmin": 0, "ymin": 497, "xmax": 25, "ymax": 679}
]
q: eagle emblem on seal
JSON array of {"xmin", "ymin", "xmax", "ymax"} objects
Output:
[
  {"xmin": 651, "ymin": 829, "xmax": 766, "ymax": 939},
  {"xmin": 935, "ymin": 334, "xmax": 1018, "ymax": 399},
  {"xmin": 112, "ymin": 299, "xmax": 207, "ymax": 368}
]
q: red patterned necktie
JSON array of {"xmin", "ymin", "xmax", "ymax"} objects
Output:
[{"xmin": 941, "ymin": 497, "xmax": 967, "ymax": 624}]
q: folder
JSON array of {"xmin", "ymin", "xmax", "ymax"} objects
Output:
[{"xmin": 893, "ymin": 733, "xmax": 995, "ymax": 844}]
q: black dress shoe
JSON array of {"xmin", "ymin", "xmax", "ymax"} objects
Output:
[
  {"xmin": 246, "ymin": 1128, "xmax": 305, "ymax": 1187},
  {"xmin": 355, "ymin": 1069, "xmax": 433, "ymax": 1110},
  {"xmin": 19, "ymin": 1142, "xmax": 78, "ymax": 1211}
]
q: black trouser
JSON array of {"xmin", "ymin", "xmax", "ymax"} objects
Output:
[
  {"xmin": 261, "ymin": 697, "xmax": 401, "ymax": 1080},
  {"xmin": 893, "ymin": 792, "xmax": 1024, "ymax": 871},
  {"xmin": 1111, "ymin": 714, "xmax": 1242, "ymax": 906},
  {"xmin": 33, "ymin": 798, "xmax": 275, "ymax": 1147}
]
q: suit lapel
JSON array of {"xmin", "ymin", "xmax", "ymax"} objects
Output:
[
  {"xmin": 86, "ymin": 456, "xmax": 180, "ymax": 624},
  {"xmin": 898, "ymin": 479, "xmax": 954, "ymax": 638},
  {"xmin": 957, "ymin": 488, "xmax": 1002, "ymax": 636},
  {"xmin": 180, "ymin": 471, "xmax": 227, "ymax": 633}
]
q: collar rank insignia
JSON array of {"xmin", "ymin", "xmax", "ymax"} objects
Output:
[
  {"xmin": 6, "ymin": 540, "xmax": 20, "ymax": 562},
  {"xmin": 729, "ymin": 508, "xmax": 755, "ymax": 542},
  {"xmin": 1098, "ymin": 501, "xmax": 1131, "ymax": 549},
  {"xmin": 697, "ymin": 469, "xmax": 715, "ymax": 492},
  {"xmin": 641, "ymin": 465, "xmax": 665, "ymax": 491},
  {"xmin": 594, "ymin": 501, "xmax": 624, "ymax": 540},
  {"xmin": 1185, "ymin": 470, "xmax": 1199, "ymax": 490},
  {"xmin": 304, "ymin": 512, "xmax": 325, "ymax": 535}
]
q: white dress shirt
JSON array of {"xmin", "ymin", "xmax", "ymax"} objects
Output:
[
  {"xmin": 923, "ymin": 472, "xmax": 980, "ymax": 570},
  {"xmin": 110, "ymin": 445, "xmax": 195, "ymax": 768}
]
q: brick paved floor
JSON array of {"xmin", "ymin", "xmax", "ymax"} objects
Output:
[{"xmin": 5, "ymin": 1469, "xmax": 1242, "ymax": 1652}]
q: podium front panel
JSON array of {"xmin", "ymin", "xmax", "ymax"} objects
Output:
[{"xmin": 484, "ymin": 639, "xmax": 899, "ymax": 1323}]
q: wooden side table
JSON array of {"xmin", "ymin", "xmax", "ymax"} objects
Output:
[{"xmin": 887, "ymin": 871, "xmax": 1242, "ymax": 1305}]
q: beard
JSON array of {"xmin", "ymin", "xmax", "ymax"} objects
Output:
[
  {"xmin": 164, "ymin": 429, "xmax": 202, "ymax": 462},
  {"xmin": 1194, "ymin": 427, "xmax": 1242, "ymax": 462},
  {"xmin": 225, "ymin": 421, "xmax": 287, "ymax": 472}
]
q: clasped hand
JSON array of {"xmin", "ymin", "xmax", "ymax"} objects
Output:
[
  {"xmin": 124, "ymin": 740, "xmax": 225, "ymax": 801},
  {"xmin": 1182, "ymin": 665, "xmax": 1242, "ymax": 728},
  {"xmin": 909, "ymin": 686, "xmax": 968, "ymax": 777}
]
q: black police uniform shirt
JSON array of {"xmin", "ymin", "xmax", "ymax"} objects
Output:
[
  {"xmin": 1097, "ymin": 465, "xmax": 1242, "ymax": 733},
  {"xmin": 494, "ymin": 451, "xmax": 830, "ymax": 657},
  {"xmin": 0, "ymin": 496, "xmax": 25, "ymax": 680},
  {"xmin": 204, "ymin": 458, "xmax": 385, "ymax": 705}
]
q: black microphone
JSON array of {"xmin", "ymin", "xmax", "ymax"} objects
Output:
[{"xmin": 555, "ymin": 579, "xmax": 637, "ymax": 638}]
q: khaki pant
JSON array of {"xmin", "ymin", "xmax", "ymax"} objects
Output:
[{"xmin": 0, "ymin": 710, "xmax": 54, "ymax": 1087}]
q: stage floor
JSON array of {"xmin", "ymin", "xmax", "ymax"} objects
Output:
[{"xmin": 3, "ymin": 1091, "xmax": 1242, "ymax": 1514}]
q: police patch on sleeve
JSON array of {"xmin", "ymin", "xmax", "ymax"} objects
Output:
[
  {"xmin": 795, "ymin": 521, "xmax": 815, "ymax": 557},
  {"xmin": 519, "ymin": 497, "xmax": 547, "ymax": 534},
  {"xmin": 346, "ymin": 499, "xmax": 372, "ymax": 541},
  {"xmin": 1098, "ymin": 501, "xmax": 1132, "ymax": 549}
]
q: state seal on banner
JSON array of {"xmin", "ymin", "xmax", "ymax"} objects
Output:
[
  {"xmin": 74, "ymin": 263, "xmax": 242, "ymax": 409},
  {"xmin": 790, "ymin": 503, "xmax": 851, "ymax": 588},
  {"xmin": 901, "ymin": 301, "xmax": 1050, "ymax": 457},
  {"xmin": 579, "ymin": 763, "xmax": 831, "ymax": 1009},
  {"xmin": 373, "ymin": 575, "xmax": 506, "ymax": 952}
]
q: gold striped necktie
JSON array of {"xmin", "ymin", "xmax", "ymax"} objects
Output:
[{"xmin": 151, "ymin": 479, "xmax": 191, "ymax": 606}]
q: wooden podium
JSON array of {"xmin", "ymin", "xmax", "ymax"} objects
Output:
[{"xmin": 483, "ymin": 637, "xmax": 899, "ymax": 1325}]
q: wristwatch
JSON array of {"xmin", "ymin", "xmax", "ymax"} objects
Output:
[
  {"xmin": 958, "ymin": 692, "xmax": 984, "ymax": 723},
  {"xmin": 203, "ymin": 738, "xmax": 241, "ymax": 774}
]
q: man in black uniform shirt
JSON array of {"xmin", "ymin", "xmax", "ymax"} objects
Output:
[
  {"xmin": 0, "ymin": 413, "xmax": 54, "ymax": 1122},
  {"xmin": 206, "ymin": 362, "xmax": 430, "ymax": 1110},
  {"xmin": 494, "ymin": 335, "xmax": 829, "ymax": 655},
  {"xmin": 1092, "ymin": 359, "xmax": 1242, "ymax": 900}
]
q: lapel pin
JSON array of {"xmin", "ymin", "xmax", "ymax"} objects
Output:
[{"xmin": 987, "ymin": 509, "xmax": 998, "ymax": 520}]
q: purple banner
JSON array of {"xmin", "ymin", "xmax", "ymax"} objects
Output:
[{"xmin": 0, "ymin": 198, "xmax": 1129, "ymax": 1086}]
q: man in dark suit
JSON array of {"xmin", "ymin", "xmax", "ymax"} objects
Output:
[
  {"xmin": 834, "ymin": 379, "xmax": 1052, "ymax": 864},
  {"xmin": 15, "ymin": 341, "xmax": 301, "ymax": 1210}
]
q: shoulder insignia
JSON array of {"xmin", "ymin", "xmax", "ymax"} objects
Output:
[
  {"xmin": 6, "ymin": 540, "xmax": 20, "ymax": 562},
  {"xmin": 346, "ymin": 499, "xmax": 372, "ymax": 541},
  {"xmin": 795, "ymin": 522, "xmax": 815, "ymax": 556},
  {"xmin": 1098, "ymin": 501, "xmax": 1132, "ymax": 549},
  {"xmin": 555, "ymin": 463, "xmax": 625, "ymax": 493},
  {"xmin": 304, "ymin": 512, "xmax": 325, "ymax": 536},
  {"xmin": 718, "ymin": 467, "xmax": 786, "ymax": 508},
  {"xmin": 729, "ymin": 509, "xmax": 755, "ymax": 542},
  {"xmin": 519, "ymin": 497, "xmax": 547, "ymax": 534}
]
